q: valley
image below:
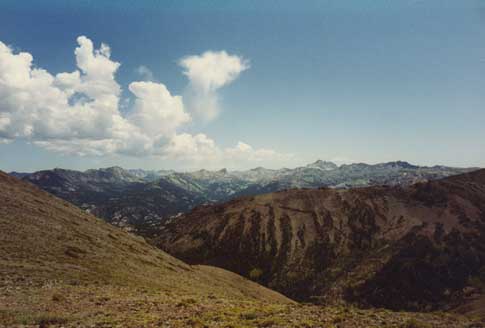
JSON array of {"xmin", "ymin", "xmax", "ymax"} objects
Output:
[
  {"xmin": 2, "ymin": 2, "xmax": 484, "ymax": 326},
  {"xmin": 13, "ymin": 161, "xmax": 474, "ymax": 236},
  {"xmin": 2, "ymin": 171, "xmax": 479, "ymax": 327}
]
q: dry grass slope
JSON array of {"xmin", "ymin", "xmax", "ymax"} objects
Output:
[{"xmin": 0, "ymin": 171, "xmax": 479, "ymax": 327}]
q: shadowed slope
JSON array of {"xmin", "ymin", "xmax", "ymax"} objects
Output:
[{"xmin": 157, "ymin": 169, "xmax": 485, "ymax": 313}]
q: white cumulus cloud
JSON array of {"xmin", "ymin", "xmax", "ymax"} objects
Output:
[
  {"xmin": 225, "ymin": 142, "xmax": 294, "ymax": 163},
  {"xmin": 128, "ymin": 81, "xmax": 190, "ymax": 138},
  {"xmin": 0, "ymin": 36, "xmax": 289, "ymax": 169},
  {"xmin": 179, "ymin": 50, "xmax": 249, "ymax": 121}
]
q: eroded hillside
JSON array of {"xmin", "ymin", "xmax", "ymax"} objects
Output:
[{"xmin": 157, "ymin": 169, "xmax": 485, "ymax": 314}]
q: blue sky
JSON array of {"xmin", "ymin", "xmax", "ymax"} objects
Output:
[{"xmin": 0, "ymin": 0, "xmax": 484, "ymax": 171}]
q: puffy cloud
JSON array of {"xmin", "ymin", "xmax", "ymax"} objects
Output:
[
  {"xmin": 128, "ymin": 81, "xmax": 190, "ymax": 138},
  {"xmin": 163, "ymin": 133, "xmax": 219, "ymax": 161},
  {"xmin": 0, "ymin": 36, "xmax": 290, "ymax": 168},
  {"xmin": 329, "ymin": 157, "xmax": 357, "ymax": 165},
  {"xmin": 0, "ymin": 36, "xmax": 123, "ymax": 142},
  {"xmin": 54, "ymin": 71, "xmax": 81, "ymax": 97},
  {"xmin": 74, "ymin": 36, "xmax": 120, "ymax": 95},
  {"xmin": 0, "ymin": 36, "xmax": 172, "ymax": 152},
  {"xmin": 225, "ymin": 142, "xmax": 294, "ymax": 163},
  {"xmin": 180, "ymin": 51, "xmax": 249, "ymax": 93},
  {"xmin": 162, "ymin": 137, "xmax": 292, "ymax": 169},
  {"xmin": 179, "ymin": 51, "xmax": 249, "ymax": 121}
]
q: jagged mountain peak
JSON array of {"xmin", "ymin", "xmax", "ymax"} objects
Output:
[
  {"xmin": 306, "ymin": 160, "xmax": 338, "ymax": 170},
  {"xmin": 98, "ymin": 165, "xmax": 125, "ymax": 172},
  {"xmin": 86, "ymin": 166, "xmax": 128, "ymax": 175},
  {"xmin": 379, "ymin": 160, "xmax": 418, "ymax": 169},
  {"xmin": 83, "ymin": 166, "xmax": 141, "ymax": 183},
  {"xmin": 15, "ymin": 161, "xmax": 477, "ymax": 234}
]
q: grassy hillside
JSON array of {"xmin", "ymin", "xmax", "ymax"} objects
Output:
[
  {"xmin": 0, "ymin": 171, "xmax": 478, "ymax": 327},
  {"xmin": 0, "ymin": 171, "xmax": 292, "ymax": 326}
]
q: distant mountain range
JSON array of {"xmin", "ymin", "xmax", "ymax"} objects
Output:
[
  {"xmin": 11, "ymin": 161, "xmax": 477, "ymax": 235},
  {"xmin": 157, "ymin": 169, "xmax": 485, "ymax": 313}
]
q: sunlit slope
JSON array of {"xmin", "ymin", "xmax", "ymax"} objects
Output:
[{"xmin": 0, "ymin": 171, "xmax": 292, "ymax": 326}]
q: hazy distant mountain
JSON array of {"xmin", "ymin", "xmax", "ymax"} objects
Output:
[
  {"xmin": 13, "ymin": 161, "xmax": 477, "ymax": 234},
  {"xmin": 158, "ymin": 160, "xmax": 475, "ymax": 200},
  {"xmin": 17, "ymin": 167, "xmax": 203, "ymax": 236},
  {"xmin": 19, "ymin": 167, "xmax": 143, "ymax": 205},
  {"xmin": 89, "ymin": 178, "xmax": 206, "ymax": 236},
  {"xmin": 304, "ymin": 160, "xmax": 339, "ymax": 171},
  {"xmin": 127, "ymin": 168, "xmax": 175, "ymax": 181},
  {"xmin": 147, "ymin": 160, "xmax": 474, "ymax": 196},
  {"xmin": 8, "ymin": 171, "xmax": 31, "ymax": 179},
  {"xmin": 157, "ymin": 169, "xmax": 485, "ymax": 313}
]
